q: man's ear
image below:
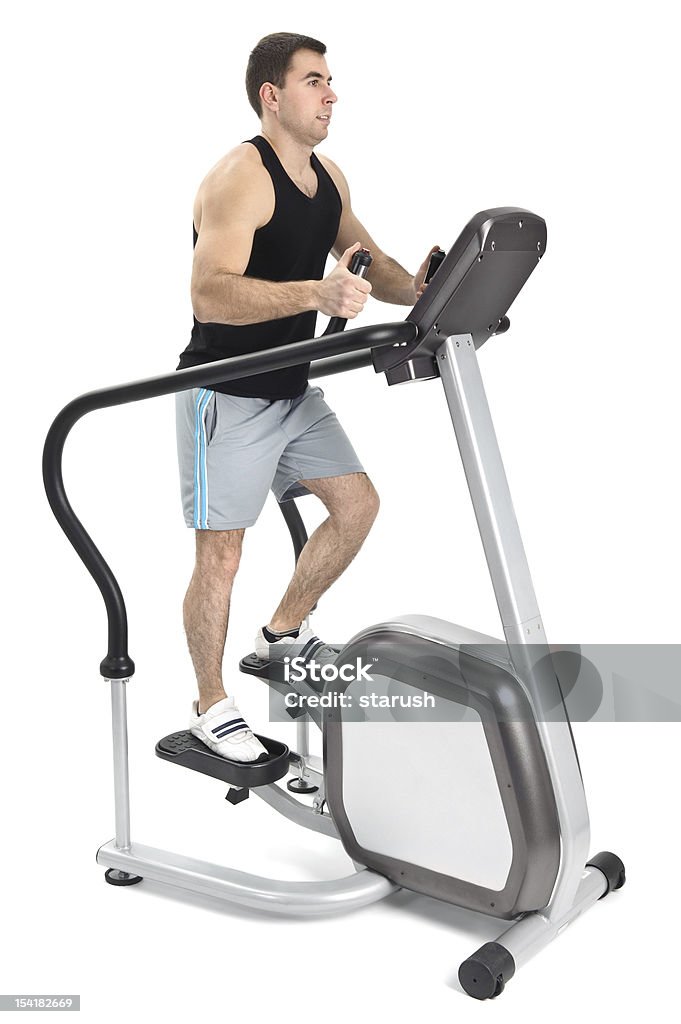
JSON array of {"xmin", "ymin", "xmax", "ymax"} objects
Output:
[{"xmin": 259, "ymin": 82, "xmax": 279, "ymax": 114}]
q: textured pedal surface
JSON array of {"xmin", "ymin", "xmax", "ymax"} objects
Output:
[
  {"xmin": 240, "ymin": 652, "xmax": 286, "ymax": 679},
  {"xmin": 159, "ymin": 731, "xmax": 196, "ymax": 756},
  {"xmin": 155, "ymin": 730, "xmax": 289, "ymax": 787}
]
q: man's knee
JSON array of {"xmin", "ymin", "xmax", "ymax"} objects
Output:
[
  {"xmin": 334, "ymin": 474, "xmax": 380, "ymax": 530},
  {"xmin": 360, "ymin": 477, "xmax": 380, "ymax": 523},
  {"xmin": 195, "ymin": 528, "xmax": 245, "ymax": 578}
]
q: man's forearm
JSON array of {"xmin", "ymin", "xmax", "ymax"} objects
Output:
[
  {"xmin": 367, "ymin": 252, "xmax": 417, "ymax": 306},
  {"xmin": 193, "ymin": 273, "xmax": 320, "ymax": 325}
]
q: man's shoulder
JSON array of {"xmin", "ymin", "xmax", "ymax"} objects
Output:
[
  {"xmin": 194, "ymin": 143, "xmax": 274, "ymax": 231},
  {"xmin": 200, "ymin": 142, "xmax": 269, "ymax": 195}
]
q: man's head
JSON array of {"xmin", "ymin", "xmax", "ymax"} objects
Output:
[{"xmin": 246, "ymin": 32, "xmax": 336, "ymax": 144}]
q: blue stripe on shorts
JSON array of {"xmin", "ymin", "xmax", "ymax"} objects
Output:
[{"xmin": 193, "ymin": 388, "xmax": 211, "ymax": 528}]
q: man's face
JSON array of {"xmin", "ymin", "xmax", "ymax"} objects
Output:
[{"xmin": 274, "ymin": 48, "xmax": 337, "ymax": 144}]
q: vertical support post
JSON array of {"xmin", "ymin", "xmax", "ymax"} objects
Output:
[
  {"xmin": 437, "ymin": 334, "xmax": 591, "ymax": 919},
  {"xmin": 436, "ymin": 334, "xmax": 542, "ymax": 639},
  {"xmin": 296, "ymin": 719, "xmax": 310, "ymax": 761},
  {"xmin": 108, "ymin": 678, "xmax": 132, "ymax": 852}
]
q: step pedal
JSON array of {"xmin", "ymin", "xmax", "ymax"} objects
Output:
[
  {"xmin": 239, "ymin": 649, "xmax": 342, "ymax": 691},
  {"xmin": 155, "ymin": 730, "xmax": 289, "ymax": 787}
]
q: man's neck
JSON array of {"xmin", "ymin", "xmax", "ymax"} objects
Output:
[{"xmin": 260, "ymin": 127, "xmax": 314, "ymax": 178}]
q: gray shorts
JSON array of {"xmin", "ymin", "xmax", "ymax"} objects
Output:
[{"xmin": 175, "ymin": 384, "xmax": 365, "ymax": 529}]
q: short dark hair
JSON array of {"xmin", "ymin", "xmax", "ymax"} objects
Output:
[{"xmin": 246, "ymin": 32, "xmax": 327, "ymax": 117}]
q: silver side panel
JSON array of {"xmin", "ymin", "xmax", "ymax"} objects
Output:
[
  {"xmin": 338, "ymin": 617, "xmax": 513, "ymax": 889},
  {"xmin": 325, "ymin": 622, "xmax": 561, "ymax": 916},
  {"xmin": 342, "ymin": 719, "xmax": 513, "ymax": 889}
]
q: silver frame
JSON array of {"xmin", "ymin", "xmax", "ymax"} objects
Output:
[{"xmin": 96, "ymin": 332, "xmax": 615, "ymax": 988}]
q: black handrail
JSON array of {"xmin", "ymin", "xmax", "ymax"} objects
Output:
[{"xmin": 42, "ymin": 320, "xmax": 416, "ymax": 678}]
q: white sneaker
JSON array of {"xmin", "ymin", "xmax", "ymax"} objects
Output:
[
  {"xmin": 254, "ymin": 626, "xmax": 339, "ymax": 667},
  {"xmin": 189, "ymin": 696, "xmax": 268, "ymax": 763}
]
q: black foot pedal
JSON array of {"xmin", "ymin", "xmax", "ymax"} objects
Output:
[
  {"xmin": 155, "ymin": 730, "xmax": 289, "ymax": 787},
  {"xmin": 240, "ymin": 652, "xmax": 289, "ymax": 682},
  {"xmin": 239, "ymin": 650, "xmax": 341, "ymax": 694}
]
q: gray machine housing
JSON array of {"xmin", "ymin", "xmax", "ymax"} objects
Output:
[{"xmin": 324, "ymin": 618, "xmax": 561, "ymax": 918}]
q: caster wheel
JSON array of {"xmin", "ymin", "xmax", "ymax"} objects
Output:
[
  {"xmin": 287, "ymin": 777, "xmax": 318, "ymax": 794},
  {"xmin": 459, "ymin": 943, "xmax": 515, "ymax": 1000},
  {"xmin": 105, "ymin": 868, "xmax": 143, "ymax": 886},
  {"xmin": 586, "ymin": 851, "xmax": 626, "ymax": 897}
]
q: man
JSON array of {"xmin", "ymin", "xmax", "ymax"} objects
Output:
[{"xmin": 176, "ymin": 32, "xmax": 437, "ymax": 762}]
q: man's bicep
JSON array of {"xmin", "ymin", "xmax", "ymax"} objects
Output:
[
  {"xmin": 192, "ymin": 165, "xmax": 270, "ymax": 284},
  {"xmin": 192, "ymin": 216, "xmax": 255, "ymax": 281},
  {"xmin": 190, "ymin": 218, "xmax": 253, "ymax": 321}
]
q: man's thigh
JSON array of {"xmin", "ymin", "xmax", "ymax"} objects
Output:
[
  {"xmin": 176, "ymin": 388, "xmax": 284, "ymax": 530},
  {"xmin": 273, "ymin": 386, "xmax": 366, "ymax": 503}
]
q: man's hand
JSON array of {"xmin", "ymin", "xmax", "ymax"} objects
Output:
[
  {"xmin": 414, "ymin": 245, "xmax": 442, "ymax": 301},
  {"xmin": 317, "ymin": 242, "xmax": 372, "ymax": 318}
]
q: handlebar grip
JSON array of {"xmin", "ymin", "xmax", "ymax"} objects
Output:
[
  {"xmin": 350, "ymin": 247, "xmax": 372, "ymax": 279},
  {"xmin": 425, "ymin": 248, "xmax": 446, "ymax": 284},
  {"xmin": 323, "ymin": 248, "xmax": 373, "ymax": 336}
]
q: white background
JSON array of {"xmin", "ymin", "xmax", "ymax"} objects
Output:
[{"xmin": 2, "ymin": 0, "xmax": 679, "ymax": 1019}]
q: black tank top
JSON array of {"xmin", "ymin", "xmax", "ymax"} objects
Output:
[{"xmin": 177, "ymin": 135, "xmax": 342, "ymax": 398}]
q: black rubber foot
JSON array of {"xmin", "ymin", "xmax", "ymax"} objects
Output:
[
  {"xmin": 225, "ymin": 787, "xmax": 250, "ymax": 805},
  {"xmin": 458, "ymin": 942, "xmax": 516, "ymax": 1000},
  {"xmin": 287, "ymin": 777, "xmax": 319, "ymax": 794},
  {"xmin": 104, "ymin": 868, "xmax": 143, "ymax": 886},
  {"xmin": 586, "ymin": 851, "xmax": 626, "ymax": 898}
]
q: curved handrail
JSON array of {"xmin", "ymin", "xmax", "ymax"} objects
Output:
[{"xmin": 42, "ymin": 321, "xmax": 416, "ymax": 678}]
